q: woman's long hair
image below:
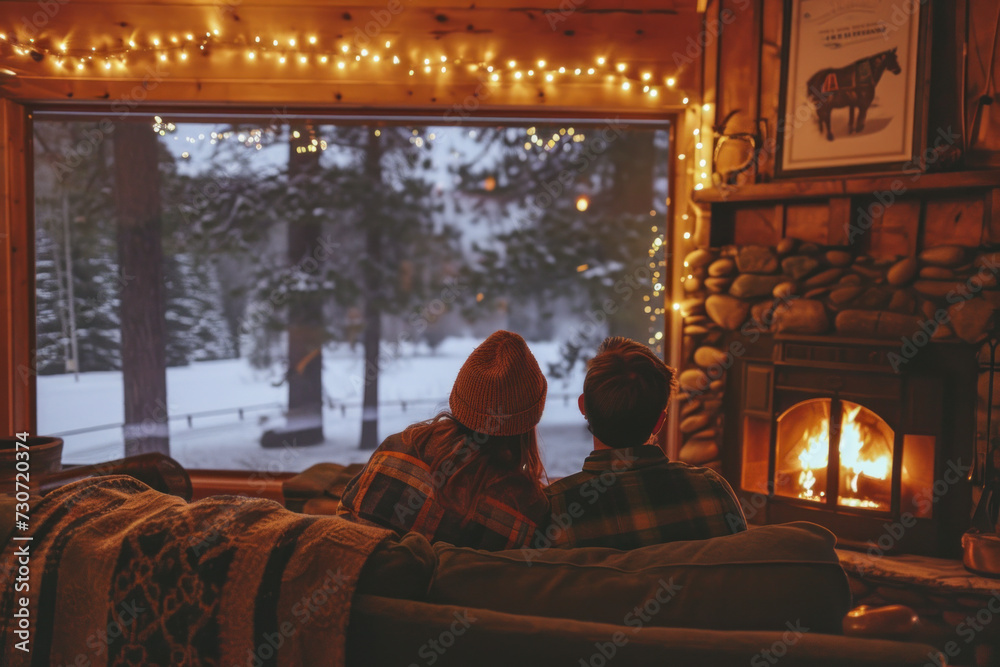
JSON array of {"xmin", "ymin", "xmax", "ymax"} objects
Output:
[{"xmin": 401, "ymin": 412, "xmax": 547, "ymax": 520}]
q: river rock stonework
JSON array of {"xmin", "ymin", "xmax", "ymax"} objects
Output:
[{"xmin": 674, "ymin": 240, "xmax": 1000, "ymax": 470}]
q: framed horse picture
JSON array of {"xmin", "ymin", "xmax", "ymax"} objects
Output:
[{"xmin": 776, "ymin": 0, "xmax": 931, "ymax": 178}]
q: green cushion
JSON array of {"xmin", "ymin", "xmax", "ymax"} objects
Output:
[{"xmin": 427, "ymin": 521, "xmax": 851, "ymax": 634}]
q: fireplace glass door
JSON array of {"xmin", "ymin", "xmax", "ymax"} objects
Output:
[{"xmin": 773, "ymin": 398, "xmax": 894, "ymax": 511}]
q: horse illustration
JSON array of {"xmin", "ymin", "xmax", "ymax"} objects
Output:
[{"xmin": 806, "ymin": 47, "xmax": 901, "ymax": 141}]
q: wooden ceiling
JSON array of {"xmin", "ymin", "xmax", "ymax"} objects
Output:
[{"xmin": 0, "ymin": 0, "xmax": 704, "ymax": 110}]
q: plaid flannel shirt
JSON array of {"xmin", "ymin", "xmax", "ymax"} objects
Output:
[
  {"xmin": 542, "ymin": 445, "xmax": 747, "ymax": 550},
  {"xmin": 337, "ymin": 433, "xmax": 548, "ymax": 551}
]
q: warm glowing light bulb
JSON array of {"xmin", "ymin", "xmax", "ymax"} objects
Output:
[
  {"xmin": 309, "ymin": 36, "xmax": 317, "ymax": 44},
  {"xmin": 515, "ymin": 71, "xmax": 522, "ymax": 79},
  {"xmin": 290, "ymin": 38, "xmax": 297, "ymax": 46},
  {"xmin": 338, "ymin": 61, "xmax": 346, "ymax": 69},
  {"xmin": 642, "ymin": 72, "xmax": 651, "ymax": 81},
  {"xmin": 491, "ymin": 73, "xmax": 499, "ymax": 81},
  {"xmin": 576, "ymin": 196, "xmax": 589, "ymax": 212},
  {"xmin": 597, "ymin": 57, "xmax": 605, "ymax": 65},
  {"xmin": 342, "ymin": 45, "xmax": 349, "ymax": 53},
  {"xmin": 703, "ymin": 103, "xmax": 711, "ymax": 111},
  {"xmin": 440, "ymin": 55, "xmax": 447, "ymax": 62},
  {"xmin": 373, "ymin": 55, "xmax": 380, "ymax": 62},
  {"xmin": 180, "ymin": 52, "xmax": 188, "ymax": 60},
  {"xmin": 508, "ymin": 60, "xmax": 516, "ymax": 68},
  {"xmin": 300, "ymin": 55, "xmax": 307, "ymax": 63},
  {"xmin": 545, "ymin": 74, "xmax": 553, "ymax": 82},
  {"xmin": 683, "ymin": 232, "xmax": 691, "ymax": 239},
  {"xmin": 667, "ymin": 77, "xmax": 676, "ymax": 87},
  {"xmin": 621, "ymin": 81, "xmax": 630, "ymax": 90},
  {"xmin": 696, "ymin": 142, "xmax": 703, "ymax": 149},
  {"xmin": 393, "ymin": 55, "xmax": 399, "ymax": 64},
  {"xmin": 700, "ymin": 159, "xmax": 707, "ymax": 167},
  {"xmin": 617, "ymin": 63, "xmax": 626, "ymax": 72},
  {"xmin": 153, "ymin": 38, "xmax": 160, "ymax": 46},
  {"xmin": 682, "ymin": 96, "xmax": 690, "ymax": 104},
  {"xmin": 361, "ymin": 49, "xmax": 368, "ymax": 56},
  {"xmin": 649, "ymin": 89, "xmax": 658, "ymax": 97},
  {"xmin": 385, "ymin": 40, "xmax": 391, "ymax": 48},
  {"xmin": 694, "ymin": 128, "xmax": 700, "ymax": 135}
]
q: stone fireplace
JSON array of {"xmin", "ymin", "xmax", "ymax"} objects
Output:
[{"xmin": 678, "ymin": 179, "xmax": 1000, "ymax": 558}]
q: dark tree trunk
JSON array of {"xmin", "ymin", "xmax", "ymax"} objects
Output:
[
  {"xmin": 281, "ymin": 121, "xmax": 325, "ymax": 447},
  {"xmin": 609, "ymin": 132, "xmax": 657, "ymax": 342},
  {"xmin": 360, "ymin": 132, "xmax": 384, "ymax": 450},
  {"xmin": 114, "ymin": 121, "xmax": 169, "ymax": 456}
]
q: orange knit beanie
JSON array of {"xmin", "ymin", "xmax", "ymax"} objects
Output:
[{"xmin": 449, "ymin": 330, "xmax": 547, "ymax": 436}]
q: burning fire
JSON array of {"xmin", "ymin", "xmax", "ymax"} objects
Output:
[{"xmin": 796, "ymin": 405, "xmax": 890, "ymax": 508}]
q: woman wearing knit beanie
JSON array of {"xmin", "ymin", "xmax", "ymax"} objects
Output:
[{"xmin": 338, "ymin": 330, "xmax": 550, "ymax": 550}]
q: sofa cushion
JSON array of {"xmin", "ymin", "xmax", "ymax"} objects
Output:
[{"xmin": 427, "ymin": 521, "xmax": 851, "ymax": 633}]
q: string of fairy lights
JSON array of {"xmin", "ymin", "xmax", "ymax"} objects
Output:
[
  {"xmin": 1, "ymin": 26, "xmax": 715, "ymax": 352},
  {"xmin": 0, "ymin": 29, "xmax": 676, "ymax": 99}
]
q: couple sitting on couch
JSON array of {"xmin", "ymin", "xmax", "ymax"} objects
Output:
[{"xmin": 337, "ymin": 330, "xmax": 746, "ymax": 551}]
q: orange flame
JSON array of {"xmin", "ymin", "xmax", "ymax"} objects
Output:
[{"xmin": 796, "ymin": 405, "xmax": 891, "ymax": 508}]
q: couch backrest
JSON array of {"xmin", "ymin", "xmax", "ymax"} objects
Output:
[{"xmin": 425, "ymin": 521, "xmax": 852, "ymax": 634}]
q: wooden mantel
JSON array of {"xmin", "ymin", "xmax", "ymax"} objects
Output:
[{"xmin": 693, "ymin": 170, "xmax": 1000, "ymax": 204}]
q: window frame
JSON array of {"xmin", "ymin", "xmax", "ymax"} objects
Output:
[{"xmin": 8, "ymin": 102, "xmax": 684, "ymax": 475}]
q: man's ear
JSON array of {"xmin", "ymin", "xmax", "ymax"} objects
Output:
[
  {"xmin": 578, "ymin": 394, "xmax": 586, "ymax": 417},
  {"xmin": 651, "ymin": 410, "xmax": 667, "ymax": 435}
]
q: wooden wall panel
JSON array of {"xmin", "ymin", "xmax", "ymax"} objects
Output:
[
  {"xmin": 732, "ymin": 204, "xmax": 779, "ymax": 245},
  {"xmin": 0, "ymin": 2, "xmax": 705, "ymax": 108},
  {"xmin": 924, "ymin": 196, "xmax": 986, "ymax": 248},
  {"xmin": 966, "ymin": 0, "xmax": 1000, "ymax": 166},
  {"xmin": 988, "ymin": 188, "xmax": 1000, "ymax": 245},
  {"xmin": 784, "ymin": 202, "xmax": 827, "ymax": 244},
  {"xmin": 0, "ymin": 99, "xmax": 34, "ymax": 435},
  {"xmin": 716, "ymin": 0, "xmax": 760, "ymax": 135},
  {"xmin": 757, "ymin": 0, "xmax": 782, "ymax": 181},
  {"xmin": 867, "ymin": 199, "xmax": 921, "ymax": 258}
]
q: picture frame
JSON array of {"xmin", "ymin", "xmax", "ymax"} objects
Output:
[{"xmin": 776, "ymin": 0, "xmax": 931, "ymax": 178}]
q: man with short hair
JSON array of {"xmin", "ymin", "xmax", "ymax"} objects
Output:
[{"xmin": 544, "ymin": 336, "xmax": 746, "ymax": 549}]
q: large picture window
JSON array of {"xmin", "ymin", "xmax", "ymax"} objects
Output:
[{"xmin": 33, "ymin": 114, "xmax": 670, "ymax": 476}]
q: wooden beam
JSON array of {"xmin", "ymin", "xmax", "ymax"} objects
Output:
[
  {"xmin": 693, "ymin": 170, "xmax": 1000, "ymax": 203},
  {"xmin": 0, "ymin": 98, "xmax": 35, "ymax": 435}
]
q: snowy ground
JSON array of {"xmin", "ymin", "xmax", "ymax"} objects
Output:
[{"xmin": 36, "ymin": 337, "xmax": 593, "ymax": 478}]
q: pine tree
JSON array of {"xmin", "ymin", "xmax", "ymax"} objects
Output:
[
  {"xmin": 33, "ymin": 227, "xmax": 68, "ymax": 375},
  {"xmin": 451, "ymin": 124, "xmax": 670, "ymax": 358}
]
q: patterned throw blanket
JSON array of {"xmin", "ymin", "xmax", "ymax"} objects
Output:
[{"xmin": 0, "ymin": 475, "xmax": 392, "ymax": 667}]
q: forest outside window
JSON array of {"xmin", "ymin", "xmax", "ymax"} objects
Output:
[{"xmin": 32, "ymin": 114, "xmax": 671, "ymax": 476}]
